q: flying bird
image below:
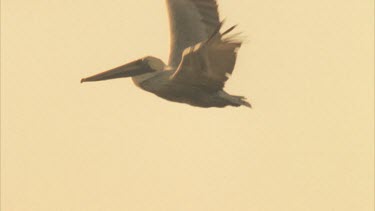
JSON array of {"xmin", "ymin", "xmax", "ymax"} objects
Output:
[{"xmin": 81, "ymin": 0, "xmax": 251, "ymax": 108}]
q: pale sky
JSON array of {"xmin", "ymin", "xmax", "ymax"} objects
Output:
[{"xmin": 1, "ymin": 0, "xmax": 374, "ymax": 210}]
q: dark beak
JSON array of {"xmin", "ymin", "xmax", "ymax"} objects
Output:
[{"xmin": 81, "ymin": 58, "xmax": 151, "ymax": 83}]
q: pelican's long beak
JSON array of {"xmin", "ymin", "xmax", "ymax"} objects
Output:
[{"xmin": 81, "ymin": 59, "xmax": 151, "ymax": 83}]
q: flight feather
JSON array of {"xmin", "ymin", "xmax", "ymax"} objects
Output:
[
  {"xmin": 166, "ymin": 0, "xmax": 221, "ymax": 67},
  {"xmin": 170, "ymin": 24, "xmax": 242, "ymax": 91}
]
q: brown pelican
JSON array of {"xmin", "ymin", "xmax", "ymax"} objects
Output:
[{"xmin": 81, "ymin": 0, "xmax": 251, "ymax": 108}]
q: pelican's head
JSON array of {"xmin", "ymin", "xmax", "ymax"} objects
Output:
[{"xmin": 81, "ymin": 56, "xmax": 165, "ymax": 83}]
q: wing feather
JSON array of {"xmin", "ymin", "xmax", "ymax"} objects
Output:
[
  {"xmin": 166, "ymin": 0, "xmax": 221, "ymax": 67},
  {"xmin": 170, "ymin": 25, "xmax": 242, "ymax": 91}
]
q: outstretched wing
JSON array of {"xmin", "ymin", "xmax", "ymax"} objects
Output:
[
  {"xmin": 166, "ymin": 0, "xmax": 221, "ymax": 67},
  {"xmin": 170, "ymin": 25, "xmax": 242, "ymax": 91}
]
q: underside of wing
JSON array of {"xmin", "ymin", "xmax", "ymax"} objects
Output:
[
  {"xmin": 170, "ymin": 24, "xmax": 242, "ymax": 91},
  {"xmin": 166, "ymin": 0, "xmax": 221, "ymax": 67}
]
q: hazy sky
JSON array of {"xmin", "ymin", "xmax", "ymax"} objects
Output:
[{"xmin": 1, "ymin": 0, "xmax": 374, "ymax": 210}]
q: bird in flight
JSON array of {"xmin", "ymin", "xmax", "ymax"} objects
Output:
[{"xmin": 81, "ymin": 0, "xmax": 251, "ymax": 108}]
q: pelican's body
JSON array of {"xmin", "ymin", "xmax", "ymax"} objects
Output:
[
  {"xmin": 132, "ymin": 67, "xmax": 246, "ymax": 108},
  {"xmin": 82, "ymin": 0, "xmax": 251, "ymax": 108}
]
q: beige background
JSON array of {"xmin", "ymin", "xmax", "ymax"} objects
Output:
[{"xmin": 1, "ymin": 0, "xmax": 374, "ymax": 210}]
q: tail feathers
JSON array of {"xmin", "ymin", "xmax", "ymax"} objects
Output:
[
  {"xmin": 232, "ymin": 96, "xmax": 252, "ymax": 108},
  {"xmin": 218, "ymin": 91, "xmax": 252, "ymax": 108}
]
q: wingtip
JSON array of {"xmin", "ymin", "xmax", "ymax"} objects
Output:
[
  {"xmin": 222, "ymin": 25, "xmax": 237, "ymax": 36},
  {"xmin": 207, "ymin": 23, "xmax": 240, "ymax": 44},
  {"xmin": 207, "ymin": 23, "xmax": 223, "ymax": 42}
]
